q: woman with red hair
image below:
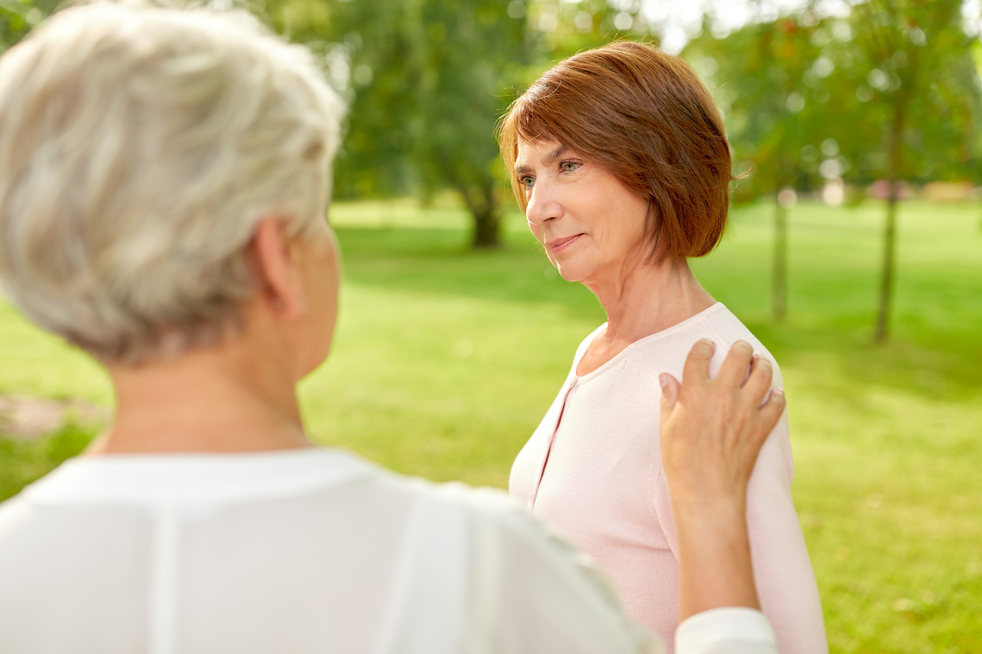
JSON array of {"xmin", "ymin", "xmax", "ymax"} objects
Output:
[{"xmin": 501, "ymin": 42, "xmax": 828, "ymax": 654}]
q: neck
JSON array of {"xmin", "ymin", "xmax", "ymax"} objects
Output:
[
  {"xmin": 89, "ymin": 334, "xmax": 311, "ymax": 455},
  {"xmin": 583, "ymin": 256, "xmax": 715, "ymax": 345}
]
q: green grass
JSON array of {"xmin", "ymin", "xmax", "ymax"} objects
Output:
[{"xmin": 1, "ymin": 197, "xmax": 980, "ymax": 652}]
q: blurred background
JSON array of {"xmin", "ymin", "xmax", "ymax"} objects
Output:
[{"xmin": 1, "ymin": 0, "xmax": 980, "ymax": 651}]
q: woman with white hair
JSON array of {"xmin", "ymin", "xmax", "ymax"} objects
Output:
[{"xmin": 0, "ymin": 4, "xmax": 785, "ymax": 653}]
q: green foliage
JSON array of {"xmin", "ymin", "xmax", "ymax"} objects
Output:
[
  {"xmin": 835, "ymin": 0, "xmax": 980, "ymax": 184},
  {"xmin": 0, "ymin": 425, "xmax": 95, "ymax": 502},
  {"xmin": 687, "ymin": 11, "xmax": 827, "ymax": 200},
  {"xmin": 689, "ymin": 1, "xmax": 981, "ymax": 198},
  {"xmin": 265, "ymin": 0, "xmax": 534, "ymax": 246},
  {"xmin": 527, "ymin": 0, "xmax": 649, "ymax": 61},
  {"xmin": 0, "ymin": 0, "xmax": 48, "ymax": 51}
]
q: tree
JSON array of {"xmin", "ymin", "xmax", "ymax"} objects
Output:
[
  {"xmin": 688, "ymin": 1, "xmax": 980, "ymax": 335},
  {"xmin": 845, "ymin": 0, "xmax": 979, "ymax": 342},
  {"xmin": 404, "ymin": 0, "xmax": 532, "ymax": 247},
  {"xmin": 267, "ymin": 0, "xmax": 531, "ymax": 248},
  {"xmin": 686, "ymin": 9, "xmax": 827, "ymax": 322}
]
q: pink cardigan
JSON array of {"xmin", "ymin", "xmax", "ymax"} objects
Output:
[{"xmin": 509, "ymin": 303, "xmax": 828, "ymax": 654}]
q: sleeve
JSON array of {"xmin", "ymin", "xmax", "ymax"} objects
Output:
[
  {"xmin": 653, "ymin": 409, "xmax": 829, "ymax": 654},
  {"xmin": 675, "ymin": 608, "xmax": 779, "ymax": 654},
  {"xmin": 461, "ymin": 488, "xmax": 663, "ymax": 654},
  {"xmin": 741, "ymin": 411, "xmax": 828, "ymax": 654}
]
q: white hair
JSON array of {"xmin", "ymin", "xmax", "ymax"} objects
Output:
[{"xmin": 0, "ymin": 2, "xmax": 344, "ymax": 362}]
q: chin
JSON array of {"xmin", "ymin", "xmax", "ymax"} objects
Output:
[
  {"xmin": 554, "ymin": 253, "xmax": 595, "ymax": 282},
  {"xmin": 299, "ymin": 331, "xmax": 334, "ymax": 379},
  {"xmin": 300, "ymin": 348, "xmax": 330, "ymax": 379},
  {"xmin": 556, "ymin": 264, "xmax": 588, "ymax": 283}
]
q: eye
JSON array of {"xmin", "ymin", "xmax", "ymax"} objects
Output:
[
  {"xmin": 519, "ymin": 175, "xmax": 535, "ymax": 191},
  {"xmin": 559, "ymin": 160, "xmax": 581, "ymax": 173}
]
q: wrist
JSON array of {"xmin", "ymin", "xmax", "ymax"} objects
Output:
[
  {"xmin": 674, "ymin": 504, "xmax": 759, "ymax": 618},
  {"xmin": 670, "ymin": 489, "xmax": 747, "ymax": 522}
]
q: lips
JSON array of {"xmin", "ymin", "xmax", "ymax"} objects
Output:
[{"xmin": 548, "ymin": 233, "xmax": 583, "ymax": 254}]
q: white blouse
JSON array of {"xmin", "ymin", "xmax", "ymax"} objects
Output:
[{"xmin": 0, "ymin": 447, "xmax": 777, "ymax": 653}]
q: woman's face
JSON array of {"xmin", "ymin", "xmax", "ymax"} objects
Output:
[{"xmin": 515, "ymin": 138, "xmax": 651, "ymax": 285}]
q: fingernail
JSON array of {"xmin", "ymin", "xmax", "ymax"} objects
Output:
[
  {"xmin": 699, "ymin": 338, "xmax": 715, "ymax": 349},
  {"xmin": 659, "ymin": 373, "xmax": 670, "ymax": 389},
  {"xmin": 773, "ymin": 388, "xmax": 785, "ymax": 399}
]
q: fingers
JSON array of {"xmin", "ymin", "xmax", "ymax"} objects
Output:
[
  {"xmin": 757, "ymin": 388, "xmax": 787, "ymax": 438},
  {"xmin": 741, "ymin": 355, "xmax": 774, "ymax": 408},
  {"xmin": 682, "ymin": 339, "xmax": 716, "ymax": 386},
  {"xmin": 716, "ymin": 340, "xmax": 754, "ymax": 386},
  {"xmin": 659, "ymin": 373, "xmax": 681, "ymax": 423}
]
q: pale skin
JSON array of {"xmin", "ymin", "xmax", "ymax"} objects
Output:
[
  {"xmin": 516, "ymin": 137, "xmax": 787, "ymax": 619},
  {"xmin": 83, "ymin": 201, "xmax": 782, "ymax": 630},
  {"xmin": 514, "ymin": 138, "xmax": 716, "ymax": 375}
]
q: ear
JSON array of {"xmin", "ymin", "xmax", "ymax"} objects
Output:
[{"xmin": 249, "ymin": 218, "xmax": 307, "ymax": 318}]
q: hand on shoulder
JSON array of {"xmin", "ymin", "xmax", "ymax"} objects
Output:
[
  {"xmin": 657, "ymin": 339, "xmax": 786, "ymax": 620},
  {"xmin": 658, "ymin": 339, "xmax": 785, "ymax": 510}
]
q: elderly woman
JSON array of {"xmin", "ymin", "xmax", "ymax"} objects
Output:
[
  {"xmin": 0, "ymin": 4, "xmax": 788, "ymax": 653},
  {"xmin": 501, "ymin": 42, "xmax": 828, "ymax": 654}
]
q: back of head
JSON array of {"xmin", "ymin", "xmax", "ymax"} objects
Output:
[
  {"xmin": 0, "ymin": 2, "xmax": 344, "ymax": 363},
  {"xmin": 499, "ymin": 41, "xmax": 731, "ymax": 261}
]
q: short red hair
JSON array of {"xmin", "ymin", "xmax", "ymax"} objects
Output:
[{"xmin": 499, "ymin": 41, "xmax": 731, "ymax": 261}]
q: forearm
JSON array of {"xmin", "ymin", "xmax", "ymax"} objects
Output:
[
  {"xmin": 673, "ymin": 496, "xmax": 759, "ymax": 621},
  {"xmin": 658, "ymin": 340, "xmax": 788, "ymax": 642}
]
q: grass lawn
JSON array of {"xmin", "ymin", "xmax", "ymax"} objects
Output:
[{"xmin": 1, "ymin": 197, "xmax": 980, "ymax": 652}]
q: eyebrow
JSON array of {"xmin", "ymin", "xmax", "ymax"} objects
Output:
[
  {"xmin": 546, "ymin": 145, "xmax": 568, "ymax": 163},
  {"xmin": 514, "ymin": 145, "xmax": 568, "ymax": 175}
]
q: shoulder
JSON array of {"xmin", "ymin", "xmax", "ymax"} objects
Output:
[
  {"xmin": 701, "ymin": 305, "xmax": 784, "ymax": 381},
  {"xmin": 702, "ymin": 305, "xmax": 772, "ymax": 354}
]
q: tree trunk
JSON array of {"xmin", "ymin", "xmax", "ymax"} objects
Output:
[
  {"xmin": 440, "ymin": 152, "xmax": 503, "ymax": 250},
  {"xmin": 458, "ymin": 177, "xmax": 501, "ymax": 249},
  {"xmin": 471, "ymin": 205, "xmax": 501, "ymax": 248},
  {"xmin": 772, "ymin": 198, "xmax": 788, "ymax": 323},
  {"xmin": 875, "ymin": 190, "xmax": 898, "ymax": 342},
  {"xmin": 875, "ymin": 99, "xmax": 908, "ymax": 343}
]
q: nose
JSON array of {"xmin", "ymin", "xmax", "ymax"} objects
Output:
[{"xmin": 525, "ymin": 182, "xmax": 563, "ymax": 226}]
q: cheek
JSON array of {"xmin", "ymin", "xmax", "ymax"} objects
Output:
[
  {"xmin": 589, "ymin": 207, "xmax": 619, "ymax": 250},
  {"xmin": 526, "ymin": 215, "xmax": 543, "ymax": 241},
  {"xmin": 610, "ymin": 198, "xmax": 648, "ymax": 250},
  {"xmin": 308, "ymin": 241, "xmax": 340, "ymax": 321}
]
